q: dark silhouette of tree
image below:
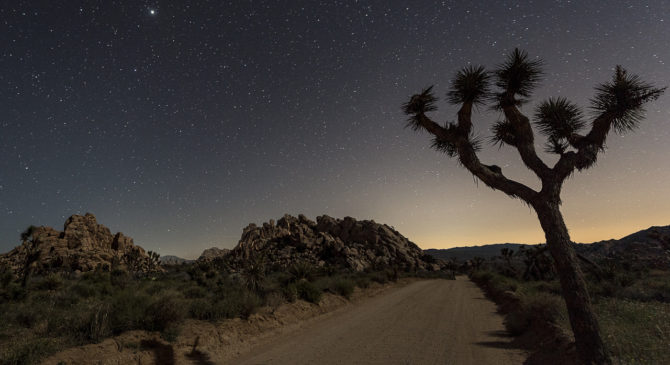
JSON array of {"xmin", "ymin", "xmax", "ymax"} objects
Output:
[
  {"xmin": 20, "ymin": 225, "xmax": 40, "ymax": 288},
  {"xmin": 519, "ymin": 245, "xmax": 554, "ymax": 281},
  {"xmin": 403, "ymin": 49, "xmax": 665, "ymax": 364},
  {"xmin": 470, "ymin": 256, "xmax": 485, "ymax": 271},
  {"xmin": 500, "ymin": 247, "xmax": 516, "ymax": 276}
]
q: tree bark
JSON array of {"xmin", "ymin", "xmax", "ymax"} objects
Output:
[{"xmin": 534, "ymin": 201, "xmax": 611, "ymax": 365}]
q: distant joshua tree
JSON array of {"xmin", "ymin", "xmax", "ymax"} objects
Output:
[
  {"xmin": 20, "ymin": 225, "xmax": 40, "ymax": 288},
  {"xmin": 500, "ymin": 247, "xmax": 516, "ymax": 275},
  {"xmin": 403, "ymin": 49, "xmax": 664, "ymax": 364}
]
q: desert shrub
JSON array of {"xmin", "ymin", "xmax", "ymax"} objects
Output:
[
  {"xmin": 87, "ymin": 303, "xmax": 112, "ymax": 342},
  {"xmin": 332, "ymin": 278, "xmax": 355, "ymax": 299},
  {"xmin": 46, "ymin": 303, "xmax": 96, "ymax": 341},
  {"xmin": 109, "ymin": 290, "xmax": 151, "ymax": 333},
  {"xmin": 288, "ymin": 261, "xmax": 315, "ymax": 282},
  {"xmin": 160, "ymin": 324, "xmax": 181, "ymax": 343},
  {"xmin": 265, "ymin": 290, "xmax": 285, "ymax": 312},
  {"xmin": 526, "ymin": 280, "xmax": 561, "ymax": 295},
  {"xmin": 596, "ymin": 298, "xmax": 670, "ymax": 364},
  {"xmin": 110, "ymin": 269, "xmax": 131, "ymax": 288},
  {"xmin": 0, "ymin": 263, "xmax": 14, "ymax": 288},
  {"xmin": 1, "ymin": 337, "xmax": 59, "ymax": 365},
  {"xmin": 239, "ymin": 292, "xmax": 263, "ymax": 319},
  {"xmin": 145, "ymin": 292, "xmax": 186, "ymax": 331},
  {"xmin": 1, "ymin": 283, "xmax": 26, "ymax": 301},
  {"xmin": 35, "ymin": 273, "xmax": 64, "ymax": 291},
  {"xmin": 183, "ymin": 285, "xmax": 208, "ymax": 299},
  {"xmin": 282, "ymin": 283, "xmax": 298, "ymax": 302},
  {"xmin": 504, "ymin": 292, "xmax": 563, "ymax": 336},
  {"xmin": 70, "ymin": 282, "xmax": 98, "ymax": 299},
  {"xmin": 189, "ymin": 298, "xmax": 217, "ymax": 320},
  {"xmin": 296, "ymin": 281, "xmax": 321, "ymax": 303},
  {"xmin": 14, "ymin": 305, "xmax": 42, "ymax": 328},
  {"xmin": 317, "ymin": 277, "xmax": 355, "ymax": 299},
  {"xmin": 190, "ymin": 297, "xmax": 240, "ymax": 321},
  {"xmin": 368, "ymin": 272, "xmax": 388, "ymax": 284},
  {"xmin": 354, "ymin": 276, "xmax": 370, "ymax": 289}
]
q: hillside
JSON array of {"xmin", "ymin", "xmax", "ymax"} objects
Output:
[
  {"xmin": 424, "ymin": 225, "xmax": 670, "ymax": 266},
  {"xmin": 424, "ymin": 243, "xmax": 527, "ymax": 261}
]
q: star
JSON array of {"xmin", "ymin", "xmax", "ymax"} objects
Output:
[{"xmin": 148, "ymin": 9, "xmax": 157, "ymax": 16}]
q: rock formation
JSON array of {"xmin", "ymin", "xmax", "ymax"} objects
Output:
[
  {"xmin": 224, "ymin": 214, "xmax": 435, "ymax": 272},
  {"xmin": 0, "ymin": 213, "xmax": 158, "ymax": 275},
  {"xmin": 197, "ymin": 247, "xmax": 230, "ymax": 262}
]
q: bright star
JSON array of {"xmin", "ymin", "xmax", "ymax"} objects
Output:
[{"xmin": 149, "ymin": 9, "xmax": 157, "ymax": 16}]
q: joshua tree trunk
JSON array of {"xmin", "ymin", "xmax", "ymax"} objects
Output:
[{"xmin": 534, "ymin": 200, "xmax": 610, "ymax": 364}]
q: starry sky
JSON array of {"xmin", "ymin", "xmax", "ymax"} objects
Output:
[{"xmin": 1, "ymin": 1, "xmax": 669, "ymax": 259}]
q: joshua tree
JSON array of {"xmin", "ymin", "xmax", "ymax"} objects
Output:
[
  {"xmin": 500, "ymin": 247, "xmax": 516, "ymax": 276},
  {"xmin": 520, "ymin": 244, "xmax": 554, "ymax": 281},
  {"xmin": 403, "ymin": 49, "xmax": 664, "ymax": 364},
  {"xmin": 20, "ymin": 225, "xmax": 40, "ymax": 288},
  {"xmin": 147, "ymin": 250, "xmax": 161, "ymax": 272},
  {"xmin": 470, "ymin": 256, "xmax": 485, "ymax": 271}
]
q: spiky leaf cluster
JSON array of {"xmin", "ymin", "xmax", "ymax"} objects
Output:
[
  {"xmin": 590, "ymin": 66, "xmax": 666, "ymax": 133},
  {"xmin": 430, "ymin": 124, "xmax": 482, "ymax": 158},
  {"xmin": 493, "ymin": 49, "xmax": 543, "ymax": 107},
  {"xmin": 491, "ymin": 120, "xmax": 517, "ymax": 147},
  {"xmin": 402, "ymin": 86, "xmax": 438, "ymax": 131},
  {"xmin": 534, "ymin": 97, "xmax": 584, "ymax": 153},
  {"xmin": 447, "ymin": 65, "xmax": 490, "ymax": 105}
]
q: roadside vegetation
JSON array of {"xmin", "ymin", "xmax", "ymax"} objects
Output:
[
  {"xmin": 467, "ymin": 247, "xmax": 670, "ymax": 364},
  {"xmin": 0, "ymin": 258, "xmax": 454, "ymax": 364}
]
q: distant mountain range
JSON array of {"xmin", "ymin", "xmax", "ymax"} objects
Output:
[
  {"xmin": 424, "ymin": 243, "xmax": 528, "ymax": 261},
  {"xmin": 425, "ymin": 225, "xmax": 670, "ymax": 264},
  {"xmin": 159, "ymin": 255, "xmax": 194, "ymax": 265}
]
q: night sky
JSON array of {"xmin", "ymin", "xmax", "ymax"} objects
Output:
[{"xmin": 1, "ymin": 1, "xmax": 669, "ymax": 258}]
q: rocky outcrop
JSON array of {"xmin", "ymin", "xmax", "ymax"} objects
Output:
[
  {"xmin": 226, "ymin": 214, "xmax": 434, "ymax": 272},
  {"xmin": 0, "ymin": 213, "xmax": 157, "ymax": 275},
  {"xmin": 197, "ymin": 247, "xmax": 230, "ymax": 262}
]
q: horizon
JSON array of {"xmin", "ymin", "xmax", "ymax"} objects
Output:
[{"xmin": 2, "ymin": 1, "xmax": 669, "ymax": 259}]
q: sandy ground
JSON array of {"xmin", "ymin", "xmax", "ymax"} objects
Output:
[
  {"xmin": 230, "ymin": 276, "xmax": 527, "ymax": 365},
  {"xmin": 43, "ymin": 277, "xmax": 526, "ymax": 364}
]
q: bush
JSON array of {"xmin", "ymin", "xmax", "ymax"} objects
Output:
[
  {"xmin": 354, "ymin": 276, "xmax": 370, "ymax": 289},
  {"xmin": 265, "ymin": 290, "xmax": 285, "ymax": 312},
  {"xmin": 1, "ymin": 337, "xmax": 59, "ymax": 365},
  {"xmin": 296, "ymin": 281, "xmax": 321, "ymax": 303},
  {"xmin": 35, "ymin": 273, "xmax": 64, "ymax": 291},
  {"xmin": 505, "ymin": 292, "xmax": 562, "ymax": 336},
  {"xmin": 239, "ymin": 292, "xmax": 263, "ymax": 319},
  {"xmin": 183, "ymin": 285, "xmax": 208, "ymax": 299},
  {"xmin": 110, "ymin": 290, "xmax": 151, "ymax": 333},
  {"xmin": 283, "ymin": 283, "xmax": 298, "ymax": 302},
  {"xmin": 369, "ymin": 272, "xmax": 388, "ymax": 284},
  {"xmin": 88, "ymin": 303, "xmax": 112, "ymax": 342},
  {"xmin": 318, "ymin": 277, "xmax": 355, "ymax": 299},
  {"xmin": 289, "ymin": 262, "xmax": 314, "ymax": 282},
  {"xmin": 333, "ymin": 279, "xmax": 355, "ymax": 299},
  {"xmin": 110, "ymin": 269, "xmax": 131, "ymax": 288},
  {"xmin": 145, "ymin": 292, "xmax": 186, "ymax": 331},
  {"xmin": 189, "ymin": 298, "xmax": 217, "ymax": 320}
]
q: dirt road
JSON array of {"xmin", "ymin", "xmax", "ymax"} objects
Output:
[{"xmin": 230, "ymin": 276, "xmax": 527, "ymax": 364}]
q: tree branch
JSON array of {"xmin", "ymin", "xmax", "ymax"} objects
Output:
[
  {"xmin": 417, "ymin": 105, "xmax": 538, "ymax": 202},
  {"xmin": 501, "ymin": 100, "xmax": 552, "ymax": 180}
]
